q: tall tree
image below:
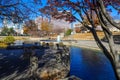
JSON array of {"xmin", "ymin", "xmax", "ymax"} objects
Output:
[
  {"xmin": 40, "ymin": 0, "xmax": 120, "ymax": 79},
  {"xmin": 23, "ymin": 20, "xmax": 38, "ymax": 35},
  {"xmin": 41, "ymin": 21, "xmax": 51, "ymax": 32},
  {"xmin": 0, "ymin": 27, "xmax": 15, "ymax": 36},
  {"xmin": 40, "ymin": 19, "xmax": 53, "ymax": 36}
]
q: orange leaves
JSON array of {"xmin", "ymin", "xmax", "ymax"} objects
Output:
[
  {"xmin": 23, "ymin": 20, "xmax": 38, "ymax": 34},
  {"xmin": 41, "ymin": 20, "xmax": 52, "ymax": 32},
  {"xmin": 23, "ymin": 26, "xmax": 29, "ymax": 34}
]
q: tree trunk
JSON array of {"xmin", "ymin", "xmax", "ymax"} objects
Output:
[
  {"xmin": 90, "ymin": 28, "xmax": 119, "ymax": 80},
  {"xmin": 94, "ymin": 7, "xmax": 119, "ymax": 79},
  {"xmin": 98, "ymin": 0, "xmax": 120, "ymax": 29}
]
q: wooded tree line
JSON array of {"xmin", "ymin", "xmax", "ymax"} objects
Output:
[
  {"xmin": 23, "ymin": 19, "xmax": 65, "ymax": 36},
  {"xmin": 23, "ymin": 19, "xmax": 52, "ymax": 36},
  {"xmin": 0, "ymin": 27, "xmax": 16, "ymax": 36}
]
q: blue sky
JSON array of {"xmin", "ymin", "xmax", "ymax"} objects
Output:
[
  {"xmin": 40, "ymin": 0, "xmax": 120, "ymax": 21},
  {"xmin": 108, "ymin": 6, "xmax": 120, "ymax": 20},
  {"xmin": 0, "ymin": 0, "xmax": 120, "ymax": 28}
]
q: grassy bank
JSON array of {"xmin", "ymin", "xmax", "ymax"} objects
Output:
[{"xmin": 63, "ymin": 32, "xmax": 120, "ymax": 40}]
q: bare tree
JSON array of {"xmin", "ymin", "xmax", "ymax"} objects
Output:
[
  {"xmin": 23, "ymin": 20, "xmax": 38, "ymax": 36},
  {"xmin": 52, "ymin": 27, "xmax": 65, "ymax": 34}
]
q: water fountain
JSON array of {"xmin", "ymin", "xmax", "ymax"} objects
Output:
[{"xmin": 57, "ymin": 35, "xmax": 61, "ymax": 43}]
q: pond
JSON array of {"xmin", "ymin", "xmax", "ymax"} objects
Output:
[
  {"xmin": 0, "ymin": 45, "xmax": 117, "ymax": 80},
  {"xmin": 70, "ymin": 47, "xmax": 116, "ymax": 80},
  {"xmin": 0, "ymin": 44, "xmax": 45, "ymax": 79}
]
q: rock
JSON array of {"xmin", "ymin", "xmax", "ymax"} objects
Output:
[
  {"xmin": 62, "ymin": 75, "xmax": 82, "ymax": 80},
  {"xmin": 38, "ymin": 47, "xmax": 70, "ymax": 80},
  {"xmin": 29, "ymin": 56, "xmax": 38, "ymax": 76}
]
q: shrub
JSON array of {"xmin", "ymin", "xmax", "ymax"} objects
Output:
[
  {"xmin": 49, "ymin": 42, "xmax": 54, "ymax": 47},
  {"xmin": 41, "ymin": 42, "xmax": 46, "ymax": 46},
  {"xmin": 0, "ymin": 43, "xmax": 8, "ymax": 48},
  {"xmin": 3, "ymin": 36, "xmax": 15, "ymax": 44},
  {"xmin": 0, "ymin": 39, "xmax": 4, "ymax": 43},
  {"xmin": 65, "ymin": 29, "xmax": 72, "ymax": 36},
  {"xmin": 59, "ymin": 42, "xmax": 64, "ymax": 47}
]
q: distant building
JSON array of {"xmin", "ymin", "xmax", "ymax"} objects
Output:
[
  {"xmin": 73, "ymin": 20, "xmax": 120, "ymax": 32},
  {"xmin": 109, "ymin": 26, "xmax": 120, "ymax": 32},
  {"xmin": 73, "ymin": 23, "xmax": 82, "ymax": 28},
  {"xmin": 107, "ymin": 20, "xmax": 120, "ymax": 32},
  {"xmin": 95, "ymin": 25, "xmax": 120, "ymax": 32},
  {"xmin": 73, "ymin": 23, "xmax": 89, "ymax": 33},
  {"xmin": 95, "ymin": 25, "xmax": 103, "ymax": 31}
]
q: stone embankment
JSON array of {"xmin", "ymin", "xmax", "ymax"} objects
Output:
[
  {"xmin": 37, "ymin": 45, "xmax": 70, "ymax": 80},
  {"xmin": 64, "ymin": 40, "xmax": 120, "ymax": 51}
]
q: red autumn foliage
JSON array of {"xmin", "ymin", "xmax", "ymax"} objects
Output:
[{"xmin": 40, "ymin": 0, "xmax": 120, "ymax": 23}]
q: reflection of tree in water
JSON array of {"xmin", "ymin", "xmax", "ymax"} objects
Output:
[
  {"xmin": 21, "ymin": 48, "xmax": 31, "ymax": 59},
  {"xmin": 21, "ymin": 46, "xmax": 36, "ymax": 59},
  {"xmin": 22, "ymin": 46, "xmax": 39, "ymax": 78},
  {"xmin": 81, "ymin": 49, "xmax": 104, "ymax": 67},
  {"xmin": 0, "ymin": 46, "xmax": 40, "ymax": 80}
]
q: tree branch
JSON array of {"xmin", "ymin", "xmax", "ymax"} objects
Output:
[{"xmin": 98, "ymin": 0, "xmax": 120, "ymax": 30}]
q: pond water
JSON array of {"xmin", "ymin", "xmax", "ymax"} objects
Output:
[
  {"xmin": 0, "ymin": 45, "xmax": 117, "ymax": 80},
  {"xmin": 70, "ymin": 47, "xmax": 116, "ymax": 80},
  {"xmin": 0, "ymin": 44, "xmax": 45, "ymax": 78}
]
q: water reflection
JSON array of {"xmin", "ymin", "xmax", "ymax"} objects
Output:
[
  {"xmin": 0, "ymin": 44, "xmax": 44, "ymax": 79},
  {"xmin": 70, "ymin": 47, "xmax": 116, "ymax": 80}
]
